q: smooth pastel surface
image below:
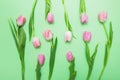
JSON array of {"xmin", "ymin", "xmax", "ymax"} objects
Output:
[
  {"xmin": 80, "ymin": 13, "xmax": 88, "ymax": 23},
  {"xmin": 83, "ymin": 31, "xmax": 91, "ymax": 42},
  {"xmin": 43, "ymin": 29, "xmax": 53, "ymax": 41},
  {"xmin": 47, "ymin": 12, "xmax": 54, "ymax": 23},
  {"xmin": 98, "ymin": 12, "xmax": 108, "ymax": 23},
  {"xmin": 32, "ymin": 37, "xmax": 41, "ymax": 48},
  {"xmin": 66, "ymin": 51, "xmax": 73, "ymax": 62},
  {"xmin": 64, "ymin": 31, "xmax": 72, "ymax": 42},
  {"xmin": 38, "ymin": 54, "xmax": 45, "ymax": 65},
  {"xmin": 17, "ymin": 15, "xmax": 26, "ymax": 26},
  {"xmin": 0, "ymin": 0, "xmax": 120, "ymax": 80}
]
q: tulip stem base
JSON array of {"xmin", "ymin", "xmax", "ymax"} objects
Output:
[{"xmin": 99, "ymin": 66, "xmax": 106, "ymax": 80}]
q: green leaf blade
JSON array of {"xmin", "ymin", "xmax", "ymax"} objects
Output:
[
  {"xmin": 36, "ymin": 62, "xmax": 41, "ymax": 80},
  {"xmin": 8, "ymin": 19, "xmax": 21, "ymax": 55},
  {"xmin": 91, "ymin": 44, "xmax": 99, "ymax": 63},
  {"xmin": 85, "ymin": 42, "xmax": 91, "ymax": 66},
  {"xmin": 69, "ymin": 59, "xmax": 76, "ymax": 80},
  {"xmin": 49, "ymin": 38, "xmax": 58, "ymax": 80},
  {"xmin": 18, "ymin": 28, "xmax": 26, "ymax": 61},
  {"xmin": 45, "ymin": 0, "xmax": 51, "ymax": 19},
  {"xmin": 109, "ymin": 22, "xmax": 113, "ymax": 47},
  {"xmin": 29, "ymin": 0, "xmax": 38, "ymax": 41}
]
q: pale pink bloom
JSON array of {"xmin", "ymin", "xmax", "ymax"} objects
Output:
[
  {"xmin": 47, "ymin": 12, "xmax": 54, "ymax": 23},
  {"xmin": 66, "ymin": 51, "xmax": 73, "ymax": 62},
  {"xmin": 32, "ymin": 37, "xmax": 41, "ymax": 48},
  {"xmin": 43, "ymin": 29, "xmax": 53, "ymax": 41},
  {"xmin": 83, "ymin": 31, "xmax": 91, "ymax": 42},
  {"xmin": 64, "ymin": 31, "xmax": 72, "ymax": 42},
  {"xmin": 98, "ymin": 12, "xmax": 108, "ymax": 23},
  {"xmin": 38, "ymin": 54, "xmax": 45, "ymax": 65},
  {"xmin": 17, "ymin": 15, "xmax": 26, "ymax": 26},
  {"xmin": 80, "ymin": 13, "xmax": 88, "ymax": 24}
]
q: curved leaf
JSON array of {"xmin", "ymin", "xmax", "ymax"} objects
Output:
[
  {"xmin": 69, "ymin": 59, "xmax": 76, "ymax": 80},
  {"xmin": 80, "ymin": 0, "xmax": 86, "ymax": 14},
  {"xmin": 45, "ymin": 0, "xmax": 51, "ymax": 19},
  {"xmin": 18, "ymin": 28, "xmax": 26, "ymax": 61},
  {"xmin": 49, "ymin": 38, "xmax": 58, "ymax": 80},
  {"xmin": 85, "ymin": 42, "xmax": 91, "ymax": 66},
  {"xmin": 109, "ymin": 22, "xmax": 113, "ymax": 47},
  {"xmin": 36, "ymin": 62, "xmax": 41, "ymax": 80},
  {"xmin": 8, "ymin": 19, "xmax": 21, "ymax": 56},
  {"xmin": 91, "ymin": 43, "xmax": 99, "ymax": 64},
  {"xmin": 29, "ymin": 0, "xmax": 38, "ymax": 41}
]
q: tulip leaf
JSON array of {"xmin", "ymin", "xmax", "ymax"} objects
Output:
[
  {"xmin": 8, "ymin": 18, "xmax": 26, "ymax": 80},
  {"xmin": 104, "ymin": 42, "xmax": 110, "ymax": 67},
  {"xmin": 69, "ymin": 59, "xmax": 76, "ymax": 80},
  {"xmin": 18, "ymin": 27, "xmax": 26, "ymax": 61},
  {"xmin": 109, "ymin": 22, "xmax": 113, "ymax": 47},
  {"xmin": 91, "ymin": 43, "xmax": 99, "ymax": 64},
  {"xmin": 80, "ymin": 0, "xmax": 86, "ymax": 14},
  {"xmin": 45, "ymin": 0, "xmax": 51, "ymax": 19},
  {"xmin": 62, "ymin": 0, "xmax": 64, "ymax": 4},
  {"xmin": 63, "ymin": 4, "xmax": 72, "ymax": 32},
  {"xmin": 85, "ymin": 42, "xmax": 91, "ymax": 66},
  {"xmin": 8, "ymin": 19, "xmax": 21, "ymax": 56},
  {"xmin": 36, "ymin": 61, "xmax": 41, "ymax": 80},
  {"xmin": 29, "ymin": 0, "xmax": 38, "ymax": 41},
  {"xmin": 10, "ymin": 19, "xmax": 17, "ymax": 34},
  {"xmin": 49, "ymin": 38, "xmax": 58, "ymax": 80}
]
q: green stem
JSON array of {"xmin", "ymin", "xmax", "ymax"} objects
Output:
[
  {"xmin": 102, "ymin": 23, "xmax": 109, "ymax": 40},
  {"xmin": 86, "ymin": 67, "xmax": 92, "ymax": 80},
  {"xmin": 98, "ymin": 66, "xmax": 106, "ymax": 80},
  {"xmin": 21, "ymin": 61, "xmax": 25, "ymax": 80},
  {"xmin": 36, "ymin": 62, "xmax": 41, "ymax": 80}
]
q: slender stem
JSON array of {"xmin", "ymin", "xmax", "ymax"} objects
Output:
[
  {"xmin": 21, "ymin": 61, "xmax": 25, "ymax": 80},
  {"xmin": 36, "ymin": 62, "xmax": 41, "ymax": 80},
  {"xmin": 99, "ymin": 66, "xmax": 106, "ymax": 80},
  {"xmin": 102, "ymin": 23, "xmax": 109, "ymax": 40},
  {"xmin": 86, "ymin": 68, "xmax": 92, "ymax": 80}
]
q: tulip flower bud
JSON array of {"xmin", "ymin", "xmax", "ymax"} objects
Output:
[
  {"xmin": 80, "ymin": 13, "xmax": 88, "ymax": 24},
  {"xmin": 64, "ymin": 31, "xmax": 72, "ymax": 42},
  {"xmin": 47, "ymin": 12, "xmax": 54, "ymax": 23},
  {"xmin": 66, "ymin": 51, "xmax": 73, "ymax": 62},
  {"xmin": 43, "ymin": 29, "xmax": 53, "ymax": 41},
  {"xmin": 17, "ymin": 15, "xmax": 26, "ymax": 27},
  {"xmin": 38, "ymin": 54, "xmax": 45, "ymax": 65},
  {"xmin": 98, "ymin": 12, "xmax": 108, "ymax": 23},
  {"xmin": 32, "ymin": 37, "xmax": 41, "ymax": 48},
  {"xmin": 83, "ymin": 31, "xmax": 91, "ymax": 42}
]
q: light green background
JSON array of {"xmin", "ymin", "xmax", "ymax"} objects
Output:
[{"xmin": 0, "ymin": 0, "xmax": 120, "ymax": 80}]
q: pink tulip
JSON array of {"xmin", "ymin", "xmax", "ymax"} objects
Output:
[
  {"xmin": 83, "ymin": 31, "xmax": 91, "ymax": 42},
  {"xmin": 98, "ymin": 12, "xmax": 108, "ymax": 23},
  {"xmin": 17, "ymin": 15, "xmax": 26, "ymax": 27},
  {"xmin": 47, "ymin": 12, "xmax": 54, "ymax": 23},
  {"xmin": 38, "ymin": 54, "xmax": 45, "ymax": 65},
  {"xmin": 43, "ymin": 29, "xmax": 53, "ymax": 41},
  {"xmin": 32, "ymin": 37, "xmax": 41, "ymax": 48},
  {"xmin": 80, "ymin": 13, "xmax": 88, "ymax": 24},
  {"xmin": 66, "ymin": 51, "xmax": 73, "ymax": 62},
  {"xmin": 64, "ymin": 31, "xmax": 72, "ymax": 42}
]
